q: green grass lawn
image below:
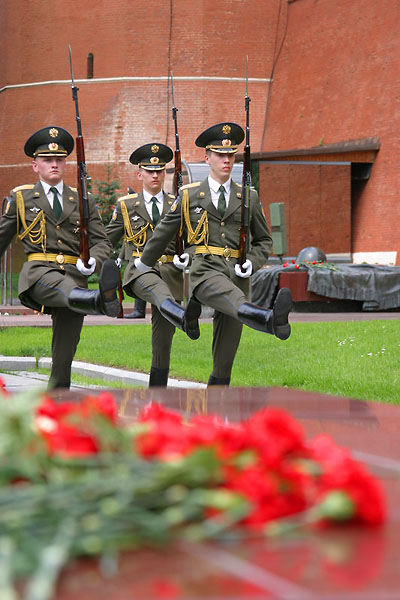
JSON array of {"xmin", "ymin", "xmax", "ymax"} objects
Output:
[{"xmin": 1, "ymin": 319, "xmax": 400, "ymax": 403}]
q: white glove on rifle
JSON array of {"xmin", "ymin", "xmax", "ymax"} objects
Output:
[
  {"xmin": 134, "ymin": 257, "xmax": 152, "ymax": 273},
  {"xmin": 173, "ymin": 253, "xmax": 189, "ymax": 270},
  {"xmin": 76, "ymin": 257, "xmax": 96, "ymax": 276},
  {"xmin": 234, "ymin": 259, "xmax": 253, "ymax": 279}
]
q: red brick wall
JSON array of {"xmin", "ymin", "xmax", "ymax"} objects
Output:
[
  {"xmin": 0, "ymin": 0, "xmax": 279, "ymax": 195},
  {"xmin": 264, "ymin": 0, "xmax": 400, "ymax": 259},
  {"xmin": 1, "ymin": 0, "xmax": 399, "ymax": 261},
  {"xmin": 259, "ymin": 163, "xmax": 351, "ymax": 256}
]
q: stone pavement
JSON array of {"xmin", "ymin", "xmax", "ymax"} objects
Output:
[{"xmin": 1, "ymin": 305, "xmax": 399, "ymax": 393}]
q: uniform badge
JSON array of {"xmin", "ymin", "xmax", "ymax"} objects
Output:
[
  {"xmin": 48, "ymin": 143, "xmax": 59, "ymax": 151},
  {"xmin": 73, "ymin": 226, "xmax": 80, "ymax": 234},
  {"xmin": 30, "ymin": 206, "xmax": 41, "ymax": 213},
  {"xmin": 170, "ymin": 200, "xmax": 178, "ymax": 212},
  {"xmin": 131, "ymin": 215, "xmax": 140, "ymax": 221},
  {"xmin": 194, "ymin": 207, "xmax": 202, "ymax": 213},
  {"xmin": 49, "ymin": 128, "xmax": 59, "ymax": 138},
  {"xmin": 151, "ymin": 145, "xmax": 159, "ymax": 153},
  {"xmin": 222, "ymin": 125, "xmax": 231, "ymax": 134}
]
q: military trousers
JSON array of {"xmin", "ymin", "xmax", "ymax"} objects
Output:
[
  {"xmin": 193, "ymin": 272, "xmax": 248, "ymax": 380},
  {"xmin": 127, "ymin": 272, "xmax": 177, "ymax": 370},
  {"xmin": 28, "ymin": 271, "xmax": 85, "ymax": 389}
]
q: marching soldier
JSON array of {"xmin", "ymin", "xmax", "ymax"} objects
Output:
[
  {"xmin": 0, "ymin": 126, "xmax": 120, "ymax": 389},
  {"xmin": 106, "ymin": 143, "xmax": 200, "ymax": 387},
  {"xmin": 135, "ymin": 122, "xmax": 293, "ymax": 386}
]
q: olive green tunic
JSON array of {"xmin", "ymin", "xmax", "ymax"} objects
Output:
[
  {"xmin": 106, "ymin": 190, "xmax": 185, "ymax": 370},
  {"xmin": 0, "ymin": 181, "xmax": 112, "ymax": 387},
  {"xmin": 140, "ymin": 179, "xmax": 272, "ymax": 379}
]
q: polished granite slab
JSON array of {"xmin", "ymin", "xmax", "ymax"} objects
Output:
[{"xmin": 47, "ymin": 386, "xmax": 400, "ymax": 599}]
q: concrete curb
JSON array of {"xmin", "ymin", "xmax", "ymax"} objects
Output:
[{"xmin": 1, "ymin": 356, "xmax": 206, "ymax": 389}]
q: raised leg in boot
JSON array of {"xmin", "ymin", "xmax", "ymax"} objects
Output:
[
  {"xmin": 159, "ymin": 297, "xmax": 201, "ymax": 340},
  {"xmin": 68, "ymin": 259, "xmax": 121, "ymax": 317},
  {"xmin": 237, "ymin": 288, "xmax": 293, "ymax": 340}
]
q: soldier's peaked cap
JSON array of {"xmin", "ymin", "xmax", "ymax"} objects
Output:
[
  {"xmin": 24, "ymin": 126, "xmax": 74, "ymax": 158},
  {"xmin": 129, "ymin": 143, "xmax": 173, "ymax": 170},
  {"xmin": 195, "ymin": 122, "xmax": 244, "ymax": 154}
]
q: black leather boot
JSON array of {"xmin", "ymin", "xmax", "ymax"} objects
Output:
[
  {"xmin": 149, "ymin": 366, "xmax": 169, "ymax": 387},
  {"xmin": 124, "ymin": 297, "xmax": 146, "ymax": 319},
  {"xmin": 68, "ymin": 259, "xmax": 121, "ymax": 317},
  {"xmin": 159, "ymin": 297, "xmax": 201, "ymax": 340},
  {"xmin": 237, "ymin": 288, "xmax": 293, "ymax": 340},
  {"xmin": 207, "ymin": 375, "xmax": 230, "ymax": 386}
]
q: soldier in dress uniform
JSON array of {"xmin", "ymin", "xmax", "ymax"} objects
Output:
[
  {"xmin": 106, "ymin": 143, "xmax": 200, "ymax": 387},
  {"xmin": 0, "ymin": 126, "xmax": 120, "ymax": 389},
  {"xmin": 135, "ymin": 123, "xmax": 293, "ymax": 386}
]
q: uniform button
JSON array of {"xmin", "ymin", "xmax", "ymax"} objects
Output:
[
  {"xmin": 56, "ymin": 225, "xmax": 60, "ymax": 230},
  {"xmin": 221, "ymin": 221, "xmax": 225, "ymax": 226},
  {"xmin": 57, "ymin": 239, "xmax": 62, "ymax": 245},
  {"xmin": 221, "ymin": 233, "xmax": 226, "ymax": 239}
]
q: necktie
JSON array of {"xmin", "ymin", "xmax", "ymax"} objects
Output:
[
  {"xmin": 50, "ymin": 187, "xmax": 62, "ymax": 219},
  {"xmin": 151, "ymin": 196, "xmax": 160, "ymax": 226},
  {"xmin": 217, "ymin": 185, "xmax": 226, "ymax": 217}
]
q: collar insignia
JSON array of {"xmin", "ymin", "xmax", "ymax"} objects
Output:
[
  {"xmin": 30, "ymin": 206, "xmax": 41, "ymax": 213},
  {"xmin": 194, "ymin": 206, "xmax": 202, "ymax": 213},
  {"xmin": 132, "ymin": 215, "xmax": 140, "ymax": 221}
]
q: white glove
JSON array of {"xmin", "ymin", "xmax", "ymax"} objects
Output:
[
  {"xmin": 76, "ymin": 257, "xmax": 96, "ymax": 276},
  {"xmin": 134, "ymin": 257, "xmax": 152, "ymax": 272},
  {"xmin": 116, "ymin": 257, "xmax": 122, "ymax": 268},
  {"xmin": 234, "ymin": 259, "xmax": 253, "ymax": 279},
  {"xmin": 173, "ymin": 253, "xmax": 189, "ymax": 270}
]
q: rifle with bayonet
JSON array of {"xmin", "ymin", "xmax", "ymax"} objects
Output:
[
  {"xmin": 170, "ymin": 73, "xmax": 190, "ymax": 303},
  {"xmin": 68, "ymin": 45, "xmax": 90, "ymax": 268},
  {"xmin": 239, "ymin": 56, "xmax": 251, "ymax": 271},
  {"xmin": 170, "ymin": 72, "xmax": 184, "ymax": 256}
]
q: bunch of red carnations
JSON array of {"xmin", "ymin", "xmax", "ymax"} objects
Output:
[{"xmin": 0, "ymin": 380, "xmax": 385, "ymax": 598}]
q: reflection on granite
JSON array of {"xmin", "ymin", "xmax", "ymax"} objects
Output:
[{"xmin": 48, "ymin": 386, "xmax": 400, "ymax": 599}]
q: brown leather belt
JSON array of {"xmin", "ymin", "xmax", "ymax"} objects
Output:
[{"xmin": 28, "ymin": 253, "xmax": 78, "ymax": 265}]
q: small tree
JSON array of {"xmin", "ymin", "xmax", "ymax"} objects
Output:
[{"xmin": 90, "ymin": 161, "xmax": 120, "ymax": 226}]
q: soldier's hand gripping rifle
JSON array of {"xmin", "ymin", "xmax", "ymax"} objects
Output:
[
  {"xmin": 69, "ymin": 45, "xmax": 90, "ymax": 268},
  {"xmin": 239, "ymin": 57, "xmax": 251, "ymax": 271},
  {"xmin": 170, "ymin": 73, "xmax": 190, "ymax": 302}
]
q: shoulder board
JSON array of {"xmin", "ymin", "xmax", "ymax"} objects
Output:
[
  {"xmin": 181, "ymin": 182, "xmax": 201, "ymax": 190},
  {"xmin": 118, "ymin": 193, "xmax": 138, "ymax": 202},
  {"xmin": 12, "ymin": 184, "xmax": 34, "ymax": 192},
  {"xmin": 168, "ymin": 193, "xmax": 175, "ymax": 199}
]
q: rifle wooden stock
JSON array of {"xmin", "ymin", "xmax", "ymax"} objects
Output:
[
  {"xmin": 239, "ymin": 60, "xmax": 251, "ymax": 269},
  {"xmin": 239, "ymin": 144, "xmax": 251, "ymax": 266},
  {"xmin": 171, "ymin": 73, "xmax": 185, "ymax": 257},
  {"xmin": 69, "ymin": 45, "xmax": 90, "ymax": 269},
  {"xmin": 75, "ymin": 136, "xmax": 90, "ymax": 267}
]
